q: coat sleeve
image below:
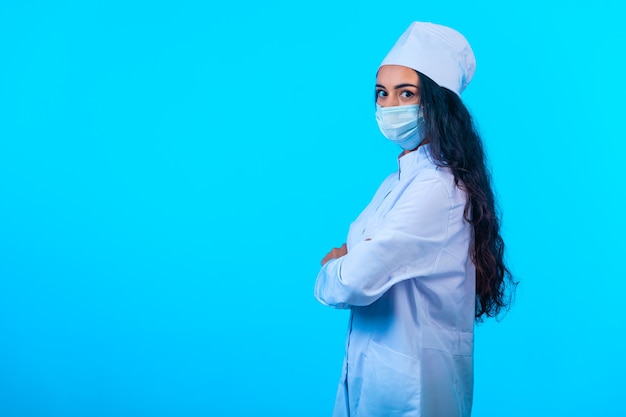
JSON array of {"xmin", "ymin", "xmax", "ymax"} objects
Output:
[{"xmin": 314, "ymin": 174, "xmax": 455, "ymax": 308}]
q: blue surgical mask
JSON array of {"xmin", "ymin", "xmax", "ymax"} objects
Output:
[{"xmin": 375, "ymin": 104, "xmax": 426, "ymax": 150}]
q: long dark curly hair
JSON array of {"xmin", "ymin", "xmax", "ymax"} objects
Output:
[{"xmin": 417, "ymin": 71, "xmax": 517, "ymax": 321}]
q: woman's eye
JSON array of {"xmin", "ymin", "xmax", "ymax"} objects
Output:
[
  {"xmin": 376, "ymin": 90, "xmax": 387, "ymax": 97},
  {"xmin": 401, "ymin": 91, "xmax": 414, "ymax": 98}
]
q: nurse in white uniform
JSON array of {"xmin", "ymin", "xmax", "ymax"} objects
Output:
[{"xmin": 314, "ymin": 22, "xmax": 517, "ymax": 417}]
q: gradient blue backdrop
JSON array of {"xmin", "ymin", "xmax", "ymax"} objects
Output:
[{"xmin": 1, "ymin": 1, "xmax": 624, "ymax": 416}]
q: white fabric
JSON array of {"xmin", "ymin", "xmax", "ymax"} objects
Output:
[
  {"xmin": 380, "ymin": 22, "xmax": 476, "ymax": 96},
  {"xmin": 315, "ymin": 145, "xmax": 475, "ymax": 416}
]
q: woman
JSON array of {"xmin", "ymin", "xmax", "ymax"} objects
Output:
[{"xmin": 314, "ymin": 22, "xmax": 516, "ymax": 417}]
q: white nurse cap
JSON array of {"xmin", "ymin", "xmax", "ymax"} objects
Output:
[{"xmin": 380, "ymin": 22, "xmax": 476, "ymax": 96}]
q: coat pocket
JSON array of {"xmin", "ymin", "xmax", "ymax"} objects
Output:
[{"xmin": 353, "ymin": 340, "xmax": 421, "ymax": 417}]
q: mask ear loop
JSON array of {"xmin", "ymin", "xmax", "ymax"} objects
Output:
[{"xmin": 418, "ymin": 104, "xmax": 430, "ymax": 147}]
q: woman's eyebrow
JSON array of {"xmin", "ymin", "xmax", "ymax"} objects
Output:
[
  {"xmin": 393, "ymin": 83, "xmax": 419, "ymax": 89},
  {"xmin": 375, "ymin": 83, "xmax": 419, "ymax": 90}
]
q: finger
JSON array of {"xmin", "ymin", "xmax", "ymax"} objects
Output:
[{"xmin": 321, "ymin": 249, "xmax": 336, "ymax": 265}]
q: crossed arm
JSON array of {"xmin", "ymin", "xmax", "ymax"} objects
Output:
[{"xmin": 314, "ymin": 175, "xmax": 453, "ymax": 308}]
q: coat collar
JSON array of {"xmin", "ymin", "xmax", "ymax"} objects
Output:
[{"xmin": 397, "ymin": 144, "xmax": 432, "ymax": 180}]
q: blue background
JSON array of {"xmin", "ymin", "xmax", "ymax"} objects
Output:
[{"xmin": 1, "ymin": 1, "xmax": 624, "ymax": 416}]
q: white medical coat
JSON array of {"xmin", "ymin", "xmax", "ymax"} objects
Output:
[{"xmin": 315, "ymin": 145, "xmax": 475, "ymax": 417}]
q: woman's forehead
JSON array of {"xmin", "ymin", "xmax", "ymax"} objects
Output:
[{"xmin": 376, "ymin": 65, "xmax": 420, "ymax": 86}]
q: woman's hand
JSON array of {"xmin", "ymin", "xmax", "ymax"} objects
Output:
[{"xmin": 321, "ymin": 243, "xmax": 347, "ymax": 266}]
